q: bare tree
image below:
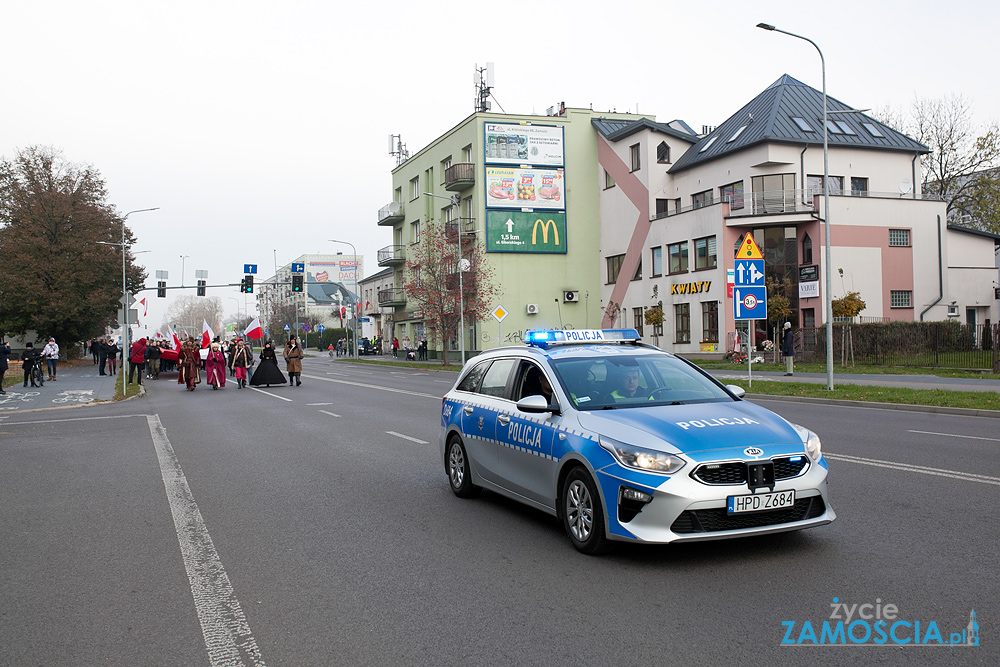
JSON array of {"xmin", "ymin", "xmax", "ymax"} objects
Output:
[{"xmin": 162, "ymin": 296, "xmax": 223, "ymax": 336}]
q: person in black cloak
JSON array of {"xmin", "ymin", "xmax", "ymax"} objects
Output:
[{"xmin": 248, "ymin": 340, "xmax": 287, "ymax": 387}]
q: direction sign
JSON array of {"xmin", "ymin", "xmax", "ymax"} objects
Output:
[
  {"xmin": 734, "ymin": 286, "xmax": 768, "ymax": 321},
  {"xmin": 243, "ymin": 264, "xmax": 257, "ymax": 274},
  {"xmin": 491, "ymin": 305, "xmax": 508, "ymax": 323},
  {"xmin": 734, "ymin": 259, "xmax": 765, "ymax": 287},
  {"xmin": 291, "ymin": 263, "xmax": 305, "ymax": 274}
]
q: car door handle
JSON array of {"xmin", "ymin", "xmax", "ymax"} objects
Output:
[
  {"xmin": 497, "ymin": 414, "xmax": 510, "ymax": 426},
  {"xmin": 463, "ymin": 406, "xmax": 474, "ymax": 415}
]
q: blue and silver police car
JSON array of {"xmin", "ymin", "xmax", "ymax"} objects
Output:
[{"xmin": 440, "ymin": 329, "xmax": 835, "ymax": 554}]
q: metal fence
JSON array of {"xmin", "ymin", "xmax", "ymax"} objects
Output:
[{"xmin": 797, "ymin": 321, "xmax": 998, "ymax": 371}]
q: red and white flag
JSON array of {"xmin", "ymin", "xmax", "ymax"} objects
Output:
[
  {"xmin": 243, "ymin": 317, "xmax": 264, "ymax": 340},
  {"xmin": 202, "ymin": 320, "xmax": 215, "ymax": 348},
  {"xmin": 365, "ymin": 300, "xmax": 371, "ymax": 311}
]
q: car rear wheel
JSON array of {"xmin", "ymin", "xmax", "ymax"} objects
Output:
[
  {"xmin": 562, "ymin": 468, "xmax": 611, "ymax": 555},
  {"xmin": 447, "ymin": 437, "xmax": 480, "ymax": 498}
]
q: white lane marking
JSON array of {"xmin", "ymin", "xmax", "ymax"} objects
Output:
[
  {"xmin": 434, "ymin": 380, "xmax": 452, "ymax": 384},
  {"xmin": 386, "ymin": 430, "xmax": 429, "ymax": 444},
  {"xmin": 250, "ymin": 388, "xmax": 292, "ymax": 402},
  {"xmin": 307, "ymin": 403, "xmax": 333, "ymax": 406},
  {"xmin": 826, "ymin": 453, "xmax": 1000, "ymax": 486},
  {"xmin": 319, "ymin": 410, "xmax": 341, "ymax": 418},
  {"xmin": 303, "ymin": 374, "xmax": 441, "ymax": 400},
  {"xmin": 146, "ymin": 415, "xmax": 266, "ymax": 667},
  {"xmin": 908, "ymin": 429, "xmax": 1000, "ymax": 442}
]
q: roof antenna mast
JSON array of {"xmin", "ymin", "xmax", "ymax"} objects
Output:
[{"xmin": 475, "ymin": 62, "xmax": 495, "ymax": 112}]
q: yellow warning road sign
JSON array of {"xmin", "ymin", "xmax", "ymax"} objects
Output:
[{"xmin": 736, "ymin": 233, "xmax": 763, "ymax": 260}]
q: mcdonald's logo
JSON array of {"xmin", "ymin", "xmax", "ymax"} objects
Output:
[{"xmin": 532, "ymin": 218, "xmax": 560, "ymax": 246}]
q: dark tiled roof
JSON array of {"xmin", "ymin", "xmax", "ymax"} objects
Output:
[
  {"xmin": 669, "ymin": 75, "xmax": 929, "ymax": 173},
  {"xmin": 592, "ymin": 117, "xmax": 698, "ymax": 143}
]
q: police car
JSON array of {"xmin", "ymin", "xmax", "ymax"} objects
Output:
[{"xmin": 440, "ymin": 329, "xmax": 835, "ymax": 554}]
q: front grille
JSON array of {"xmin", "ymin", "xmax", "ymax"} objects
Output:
[
  {"xmin": 670, "ymin": 497, "xmax": 826, "ymax": 534},
  {"xmin": 693, "ymin": 462, "xmax": 746, "ymax": 485},
  {"xmin": 773, "ymin": 456, "xmax": 808, "ymax": 479}
]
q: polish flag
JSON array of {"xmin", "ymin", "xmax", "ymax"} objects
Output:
[
  {"xmin": 202, "ymin": 320, "xmax": 215, "ymax": 348},
  {"xmin": 365, "ymin": 300, "xmax": 371, "ymax": 311},
  {"xmin": 243, "ymin": 317, "xmax": 264, "ymax": 340}
]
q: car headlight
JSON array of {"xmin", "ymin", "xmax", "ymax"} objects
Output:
[
  {"xmin": 792, "ymin": 423, "xmax": 823, "ymax": 462},
  {"xmin": 599, "ymin": 437, "xmax": 685, "ymax": 474}
]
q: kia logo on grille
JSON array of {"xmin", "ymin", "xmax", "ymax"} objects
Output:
[{"xmin": 744, "ymin": 447, "xmax": 763, "ymax": 457}]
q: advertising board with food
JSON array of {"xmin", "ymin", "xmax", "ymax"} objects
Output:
[
  {"xmin": 485, "ymin": 166, "xmax": 565, "ymax": 210},
  {"xmin": 484, "ymin": 122, "xmax": 564, "ymax": 167}
]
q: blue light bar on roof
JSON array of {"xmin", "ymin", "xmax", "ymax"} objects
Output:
[{"xmin": 524, "ymin": 329, "xmax": 641, "ymax": 348}]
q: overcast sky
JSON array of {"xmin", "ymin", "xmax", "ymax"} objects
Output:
[{"xmin": 3, "ymin": 0, "xmax": 997, "ymax": 334}]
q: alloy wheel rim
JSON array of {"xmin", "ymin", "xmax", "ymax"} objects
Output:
[
  {"xmin": 566, "ymin": 480, "xmax": 593, "ymax": 541},
  {"xmin": 449, "ymin": 445, "xmax": 465, "ymax": 488}
]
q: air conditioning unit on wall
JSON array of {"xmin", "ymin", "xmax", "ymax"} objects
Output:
[
  {"xmin": 526, "ymin": 304, "xmax": 539, "ymax": 314},
  {"xmin": 563, "ymin": 291, "xmax": 579, "ymax": 303}
]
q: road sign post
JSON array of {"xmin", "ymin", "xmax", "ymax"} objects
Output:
[
  {"xmin": 491, "ymin": 305, "xmax": 508, "ymax": 347},
  {"xmin": 733, "ymin": 233, "xmax": 766, "ymax": 387}
]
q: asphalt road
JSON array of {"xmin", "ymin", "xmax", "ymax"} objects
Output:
[{"xmin": 1, "ymin": 356, "xmax": 996, "ymax": 666}]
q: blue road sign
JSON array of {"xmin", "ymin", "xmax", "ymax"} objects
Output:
[
  {"xmin": 243, "ymin": 264, "xmax": 257, "ymax": 274},
  {"xmin": 291, "ymin": 263, "xmax": 305, "ymax": 273},
  {"xmin": 734, "ymin": 286, "xmax": 768, "ymax": 321},
  {"xmin": 734, "ymin": 259, "xmax": 765, "ymax": 287},
  {"xmin": 317, "ymin": 325, "xmax": 325, "ymax": 332},
  {"xmin": 301, "ymin": 323, "xmax": 311, "ymax": 332},
  {"xmin": 283, "ymin": 324, "xmax": 291, "ymax": 331}
]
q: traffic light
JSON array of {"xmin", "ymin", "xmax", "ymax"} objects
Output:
[
  {"xmin": 240, "ymin": 277, "xmax": 246, "ymax": 293},
  {"xmin": 197, "ymin": 279, "xmax": 206, "ymax": 296},
  {"xmin": 292, "ymin": 275, "xmax": 303, "ymax": 292},
  {"xmin": 157, "ymin": 281, "xmax": 167, "ymax": 298},
  {"xmin": 245, "ymin": 275, "xmax": 254, "ymax": 293}
]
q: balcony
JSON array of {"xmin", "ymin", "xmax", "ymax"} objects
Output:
[
  {"xmin": 444, "ymin": 162, "xmax": 475, "ymax": 191},
  {"xmin": 377, "ymin": 201, "xmax": 405, "ymax": 226},
  {"xmin": 377, "ymin": 245, "xmax": 406, "ymax": 267},
  {"xmin": 378, "ymin": 287, "xmax": 406, "ymax": 307},
  {"xmin": 445, "ymin": 217, "xmax": 477, "ymax": 242}
]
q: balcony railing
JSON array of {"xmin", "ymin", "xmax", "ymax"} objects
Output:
[
  {"xmin": 378, "ymin": 287, "xmax": 406, "ymax": 307},
  {"xmin": 444, "ymin": 162, "xmax": 475, "ymax": 191},
  {"xmin": 377, "ymin": 201, "xmax": 405, "ymax": 225},
  {"xmin": 445, "ymin": 217, "xmax": 477, "ymax": 241},
  {"xmin": 377, "ymin": 245, "xmax": 405, "ymax": 266}
]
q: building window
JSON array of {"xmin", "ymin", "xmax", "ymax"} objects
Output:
[
  {"xmin": 410, "ymin": 220, "xmax": 421, "ymax": 244},
  {"xmin": 441, "ymin": 157, "xmax": 452, "ymax": 181},
  {"xmin": 834, "ymin": 121, "xmax": 857, "ymax": 135},
  {"xmin": 605, "ymin": 170, "xmax": 616, "ymax": 189},
  {"xmin": 606, "ymin": 254, "xmax": 624, "ymax": 284},
  {"xmin": 657, "ymin": 142, "xmax": 671, "ymax": 163},
  {"xmin": 651, "ymin": 247, "xmax": 662, "ymax": 277},
  {"xmin": 694, "ymin": 236, "xmax": 717, "ymax": 270},
  {"xmin": 807, "ymin": 174, "xmax": 844, "ymax": 195},
  {"xmin": 633, "ymin": 307, "xmax": 644, "ymax": 337},
  {"xmin": 851, "ymin": 177, "xmax": 869, "ymax": 196},
  {"xmin": 698, "ymin": 136, "xmax": 717, "ymax": 153},
  {"xmin": 463, "ymin": 145, "xmax": 473, "ymax": 162},
  {"xmin": 630, "ymin": 144, "xmax": 641, "ymax": 172},
  {"xmin": 890, "ymin": 290, "xmax": 912, "ymax": 308},
  {"xmin": 674, "ymin": 303, "xmax": 690, "ymax": 343},
  {"xmin": 410, "ymin": 176, "xmax": 419, "ymax": 200},
  {"xmin": 802, "ymin": 233, "xmax": 812, "ymax": 264},
  {"xmin": 720, "ymin": 181, "xmax": 744, "ymax": 210},
  {"xmin": 692, "ymin": 190, "xmax": 713, "ymax": 209},
  {"xmin": 702, "ymin": 301, "xmax": 719, "ymax": 343},
  {"xmin": 654, "ymin": 321, "xmax": 663, "ymax": 336},
  {"xmin": 727, "ymin": 125, "xmax": 748, "ymax": 143},
  {"xmin": 889, "ymin": 229, "xmax": 911, "ymax": 247},
  {"xmin": 655, "ymin": 199, "xmax": 669, "ymax": 217},
  {"xmin": 394, "ymin": 187, "xmax": 402, "ymax": 203},
  {"xmin": 861, "ymin": 123, "xmax": 885, "ymax": 138},
  {"xmin": 792, "ymin": 117, "xmax": 814, "ymax": 132},
  {"xmin": 632, "ymin": 259, "xmax": 642, "ymax": 281},
  {"xmin": 669, "ymin": 242, "xmax": 689, "ymax": 274}
]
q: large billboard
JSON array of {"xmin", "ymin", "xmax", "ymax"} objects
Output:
[
  {"xmin": 486, "ymin": 211, "xmax": 567, "ymax": 254},
  {"xmin": 485, "ymin": 166, "xmax": 565, "ymax": 210},
  {"xmin": 484, "ymin": 122, "xmax": 564, "ymax": 166}
]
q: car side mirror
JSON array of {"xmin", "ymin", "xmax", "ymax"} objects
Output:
[
  {"xmin": 726, "ymin": 384, "xmax": 746, "ymax": 399},
  {"xmin": 516, "ymin": 394, "xmax": 559, "ymax": 414}
]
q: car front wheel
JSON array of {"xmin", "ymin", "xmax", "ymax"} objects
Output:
[
  {"xmin": 447, "ymin": 437, "xmax": 480, "ymax": 498},
  {"xmin": 562, "ymin": 468, "xmax": 611, "ymax": 555}
]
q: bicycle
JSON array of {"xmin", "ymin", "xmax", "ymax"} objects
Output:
[{"xmin": 31, "ymin": 355, "xmax": 44, "ymax": 387}]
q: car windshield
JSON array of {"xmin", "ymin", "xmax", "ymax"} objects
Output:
[{"xmin": 549, "ymin": 353, "xmax": 735, "ymax": 410}]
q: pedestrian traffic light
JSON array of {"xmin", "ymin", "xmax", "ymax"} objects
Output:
[
  {"xmin": 197, "ymin": 279, "xmax": 206, "ymax": 296},
  {"xmin": 157, "ymin": 281, "xmax": 167, "ymax": 298},
  {"xmin": 245, "ymin": 275, "xmax": 254, "ymax": 293},
  {"xmin": 240, "ymin": 277, "xmax": 246, "ymax": 293},
  {"xmin": 292, "ymin": 275, "xmax": 303, "ymax": 292}
]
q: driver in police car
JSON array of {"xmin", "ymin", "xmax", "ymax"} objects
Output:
[{"xmin": 611, "ymin": 367, "xmax": 646, "ymax": 400}]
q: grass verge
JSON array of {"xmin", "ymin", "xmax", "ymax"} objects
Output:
[
  {"xmin": 728, "ymin": 378, "xmax": 1000, "ymax": 411},
  {"xmin": 115, "ymin": 371, "xmax": 143, "ymax": 400},
  {"xmin": 694, "ymin": 360, "xmax": 1000, "ymax": 380}
]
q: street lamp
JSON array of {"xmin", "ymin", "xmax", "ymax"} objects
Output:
[
  {"xmin": 757, "ymin": 22, "xmax": 834, "ymax": 390},
  {"xmin": 328, "ymin": 239, "xmax": 360, "ymax": 359},
  {"xmin": 97, "ymin": 207, "xmax": 158, "ymax": 365}
]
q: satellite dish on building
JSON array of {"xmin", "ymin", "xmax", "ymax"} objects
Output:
[
  {"xmin": 386, "ymin": 201, "xmax": 401, "ymax": 215},
  {"xmin": 458, "ymin": 259, "xmax": 471, "ymax": 272},
  {"xmin": 898, "ymin": 180, "xmax": 913, "ymax": 195}
]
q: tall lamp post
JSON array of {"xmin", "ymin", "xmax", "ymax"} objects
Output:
[
  {"xmin": 756, "ymin": 22, "xmax": 834, "ymax": 390},
  {"xmin": 97, "ymin": 207, "xmax": 158, "ymax": 360},
  {"xmin": 328, "ymin": 239, "xmax": 360, "ymax": 359}
]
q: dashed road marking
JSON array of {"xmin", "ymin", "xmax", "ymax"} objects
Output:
[
  {"xmin": 319, "ymin": 410, "xmax": 341, "ymax": 418},
  {"xmin": 249, "ymin": 388, "xmax": 292, "ymax": 402},
  {"xmin": 386, "ymin": 431, "xmax": 429, "ymax": 444},
  {"xmin": 826, "ymin": 453, "xmax": 1000, "ymax": 486}
]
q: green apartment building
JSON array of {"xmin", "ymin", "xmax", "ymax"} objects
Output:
[{"xmin": 377, "ymin": 107, "xmax": 642, "ymax": 360}]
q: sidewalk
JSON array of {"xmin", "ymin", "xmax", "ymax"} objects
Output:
[{"xmin": 0, "ymin": 358, "xmax": 122, "ymax": 412}]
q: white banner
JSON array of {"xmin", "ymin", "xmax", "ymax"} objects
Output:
[{"xmin": 799, "ymin": 281, "xmax": 820, "ymax": 298}]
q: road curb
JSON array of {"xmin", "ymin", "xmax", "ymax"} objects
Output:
[{"xmin": 745, "ymin": 392, "xmax": 1000, "ymax": 419}]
